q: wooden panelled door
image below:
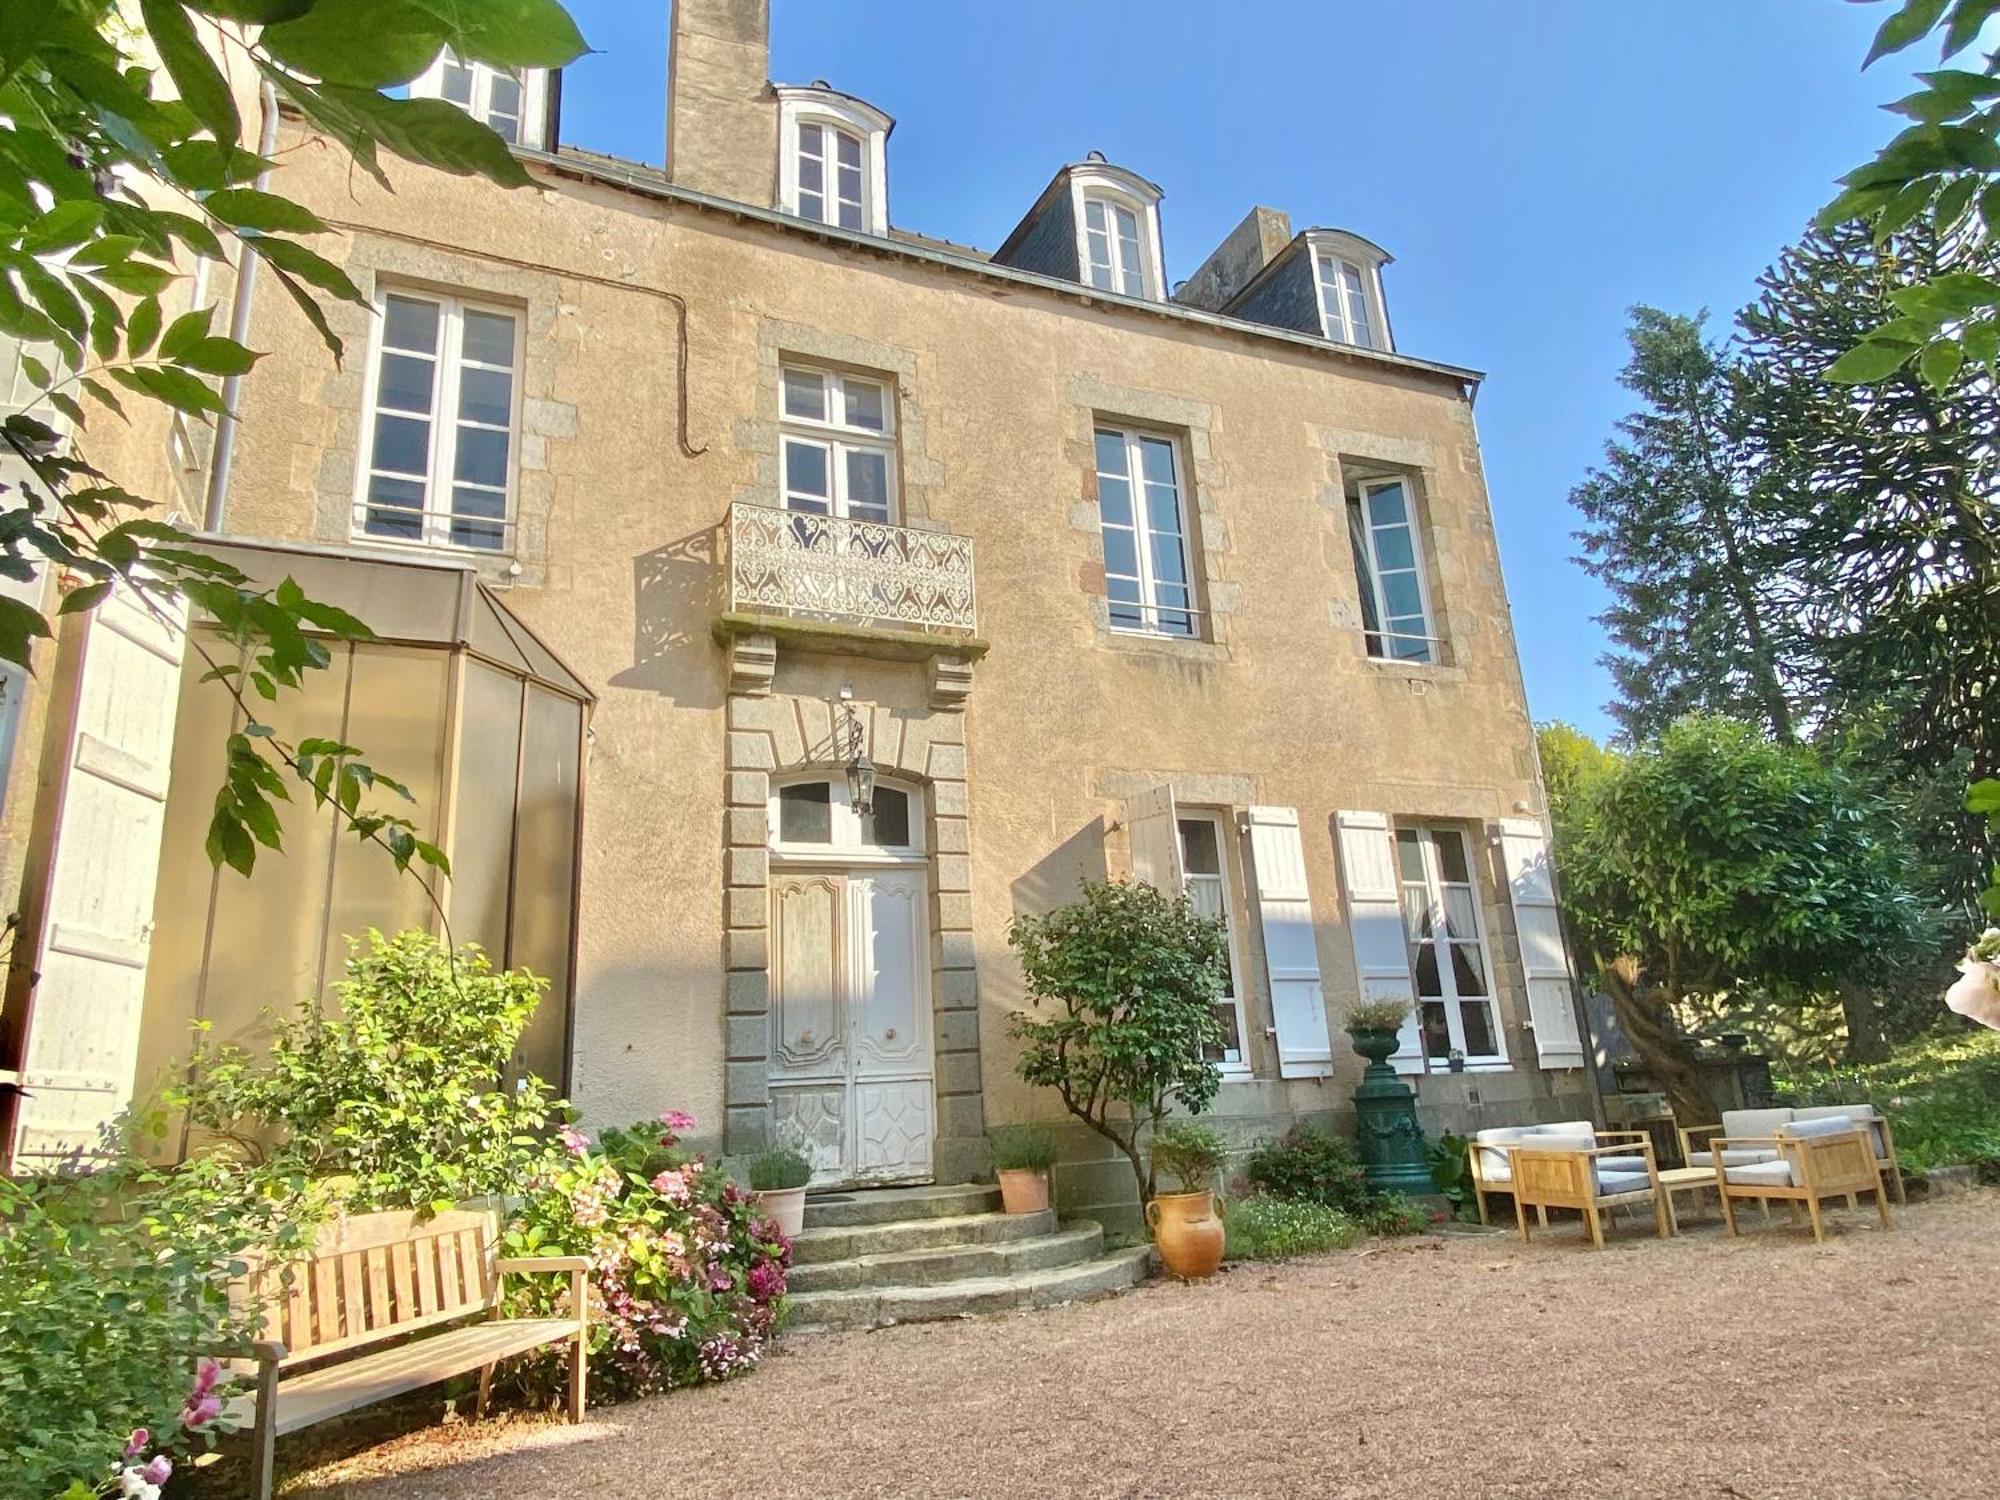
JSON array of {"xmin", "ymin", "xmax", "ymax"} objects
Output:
[{"xmin": 768, "ymin": 865, "xmax": 934, "ymax": 1186}]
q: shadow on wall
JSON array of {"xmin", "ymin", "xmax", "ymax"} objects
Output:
[
  {"xmin": 612, "ymin": 523, "xmax": 726, "ymax": 707},
  {"xmin": 1008, "ymin": 815, "xmax": 1111, "ymax": 920}
]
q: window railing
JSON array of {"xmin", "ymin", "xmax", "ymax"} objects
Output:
[
  {"xmin": 728, "ymin": 502, "xmax": 977, "ymax": 634},
  {"xmin": 1362, "ymin": 627, "xmax": 1450, "ymax": 667}
]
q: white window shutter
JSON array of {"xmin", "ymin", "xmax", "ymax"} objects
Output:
[
  {"xmin": 1334, "ymin": 810, "xmax": 1425, "ymax": 1074},
  {"xmin": 1498, "ymin": 817, "xmax": 1586, "ymax": 1069},
  {"xmin": 1124, "ymin": 784, "xmax": 1183, "ymax": 893},
  {"xmin": 1243, "ymin": 807, "xmax": 1332, "ymax": 1078},
  {"xmin": 10, "ymin": 586, "xmax": 186, "ymax": 1169}
]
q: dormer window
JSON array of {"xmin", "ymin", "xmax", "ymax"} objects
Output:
[
  {"xmin": 1067, "ymin": 161, "xmax": 1166, "ymax": 300},
  {"xmin": 777, "ymin": 86, "xmax": 893, "ymax": 236},
  {"xmin": 411, "ymin": 50, "xmax": 549, "ymax": 150},
  {"xmin": 1082, "ymin": 195, "xmax": 1144, "ymax": 294},
  {"xmin": 1308, "ymin": 231, "xmax": 1393, "ymax": 351}
]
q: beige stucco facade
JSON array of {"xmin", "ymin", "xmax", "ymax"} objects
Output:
[{"xmin": 4, "ymin": 1, "xmax": 1595, "ymax": 1214}]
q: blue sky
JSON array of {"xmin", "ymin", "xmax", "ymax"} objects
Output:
[{"xmin": 557, "ymin": 2, "xmax": 1921, "ymax": 740}]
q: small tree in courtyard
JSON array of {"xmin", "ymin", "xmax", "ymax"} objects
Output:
[
  {"xmin": 1008, "ymin": 880, "xmax": 1228, "ymax": 1203},
  {"xmin": 1547, "ymin": 715, "xmax": 1936, "ymax": 1121}
]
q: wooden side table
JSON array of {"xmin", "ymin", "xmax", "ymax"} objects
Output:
[{"xmin": 1658, "ymin": 1165, "xmax": 1721, "ymax": 1223}]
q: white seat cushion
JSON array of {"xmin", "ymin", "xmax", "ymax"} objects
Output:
[
  {"xmin": 1721, "ymin": 1106, "xmax": 1795, "ymax": 1138},
  {"xmin": 1473, "ymin": 1126, "xmax": 1534, "ymax": 1181},
  {"xmin": 1597, "ymin": 1155, "xmax": 1648, "ymax": 1174},
  {"xmin": 1724, "ymin": 1159, "xmax": 1797, "ymax": 1189},
  {"xmin": 1529, "ymin": 1120, "xmax": 1595, "ymax": 1139},
  {"xmin": 1707, "ymin": 1147, "xmax": 1780, "ymax": 1167}
]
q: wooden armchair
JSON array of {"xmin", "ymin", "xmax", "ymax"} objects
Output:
[
  {"xmin": 1708, "ymin": 1121, "xmax": 1893, "ymax": 1243},
  {"xmin": 1680, "ymin": 1104, "xmax": 1905, "ymax": 1203},
  {"xmin": 1464, "ymin": 1123, "xmax": 1652, "ymax": 1226},
  {"xmin": 1506, "ymin": 1136, "xmax": 1674, "ymax": 1249}
]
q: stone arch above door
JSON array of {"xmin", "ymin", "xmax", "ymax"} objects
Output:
[{"xmin": 721, "ymin": 690, "xmax": 982, "ymax": 1182}]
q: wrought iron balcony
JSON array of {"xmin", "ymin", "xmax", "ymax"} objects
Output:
[{"xmin": 727, "ymin": 502, "xmax": 977, "ymax": 635}]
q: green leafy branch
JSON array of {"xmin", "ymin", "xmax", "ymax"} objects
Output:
[
  {"xmin": 1820, "ymin": 0, "xmax": 2000, "ymax": 387},
  {"xmin": 0, "ymin": 0, "xmax": 585, "ymax": 884}
]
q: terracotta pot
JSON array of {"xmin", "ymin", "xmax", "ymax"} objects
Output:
[
  {"xmin": 996, "ymin": 1167, "xmax": 1050, "ymax": 1215},
  {"xmin": 1146, "ymin": 1189, "xmax": 1225, "ymax": 1280},
  {"xmin": 754, "ymin": 1186, "xmax": 807, "ymax": 1238}
]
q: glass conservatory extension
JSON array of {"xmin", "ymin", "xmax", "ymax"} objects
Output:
[{"xmin": 137, "ymin": 539, "xmax": 592, "ymax": 1104}]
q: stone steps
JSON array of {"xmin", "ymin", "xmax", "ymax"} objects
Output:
[
  {"xmin": 787, "ymin": 1244, "xmax": 1154, "ymax": 1332},
  {"xmin": 791, "ymin": 1208, "xmax": 1057, "ymax": 1266},
  {"xmin": 790, "ymin": 1220, "xmax": 1106, "ymax": 1293},
  {"xmin": 783, "ymin": 1182, "xmax": 1153, "ymax": 1331},
  {"xmin": 802, "ymin": 1182, "xmax": 1000, "ymax": 1229}
]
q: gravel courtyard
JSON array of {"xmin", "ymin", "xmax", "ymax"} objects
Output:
[{"xmin": 288, "ymin": 1191, "xmax": 2000, "ymax": 1500}]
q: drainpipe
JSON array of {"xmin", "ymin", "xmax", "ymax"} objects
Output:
[{"xmin": 201, "ymin": 79, "xmax": 281, "ymax": 533}]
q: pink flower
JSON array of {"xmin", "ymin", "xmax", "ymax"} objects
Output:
[
  {"xmin": 650, "ymin": 1169, "xmax": 692, "ymax": 1206},
  {"xmin": 558, "ymin": 1125, "xmax": 591, "ymax": 1156},
  {"xmin": 140, "ymin": 1456, "xmax": 173, "ymax": 1486},
  {"xmin": 124, "ymin": 1430, "xmax": 149, "ymax": 1458},
  {"xmin": 191, "ymin": 1358, "xmax": 222, "ymax": 1397},
  {"xmin": 660, "ymin": 1109, "xmax": 698, "ymax": 1133},
  {"xmin": 180, "ymin": 1394, "xmax": 222, "ymax": 1429}
]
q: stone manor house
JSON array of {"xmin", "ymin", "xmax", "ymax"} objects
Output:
[{"xmin": 0, "ymin": 0, "xmax": 1595, "ymax": 1229}]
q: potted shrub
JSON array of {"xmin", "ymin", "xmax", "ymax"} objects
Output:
[
  {"xmin": 1007, "ymin": 881, "xmax": 1229, "ymax": 1213},
  {"xmin": 1446, "ymin": 1046, "xmax": 1466, "ymax": 1074},
  {"xmin": 747, "ymin": 1147, "xmax": 812, "ymax": 1237},
  {"xmin": 1146, "ymin": 1121, "xmax": 1227, "ymax": 1280},
  {"xmin": 988, "ymin": 1125, "xmax": 1056, "ymax": 1215},
  {"xmin": 1344, "ymin": 997, "xmax": 1412, "ymax": 1065}
]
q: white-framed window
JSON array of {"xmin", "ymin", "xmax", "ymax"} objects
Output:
[
  {"xmin": 1082, "ymin": 196, "xmax": 1145, "ymax": 294},
  {"xmin": 354, "ymin": 288, "xmax": 521, "ymax": 553},
  {"xmin": 769, "ymin": 774, "xmax": 924, "ymax": 858},
  {"xmin": 780, "ymin": 365, "xmax": 896, "ymax": 524},
  {"xmin": 1315, "ymin": 253, "xmax": 1382, "ymax": 349},
  {"xmin": 410, "ymin": 50, "xmax": 548, "ymax": 149},
  {"xmin": 1179, "ymin": 812, "xmax": 1249, "ymax": 1073},
  {"xmin": 1095, "ymin": 425, "xmax": 1197, "ymax": 638},
  {"xmin": 777, "ymin": 89, "xmax": 892, "ymax": 235},
  {"xmin": 1349, "ymin": 475, "xmax": 1437, "ymax": 663},
  {"xmin": 1397, "ymin": 826, "xmax": 1505, "ymax": 1068},
  {"xmin": 796, "ymin": 120, "xmax": 864, "ymax": 229},
  {"xmin": 1066, "ymin": 163, "xmax": 1165, "ymax": 300}
]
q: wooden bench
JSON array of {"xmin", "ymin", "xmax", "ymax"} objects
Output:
[{"xmin": 219, "ymin": 1205, "xmax": 589, "ymax": 1499}]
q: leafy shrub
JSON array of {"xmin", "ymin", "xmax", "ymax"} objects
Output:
[
  {"xmin": 1223, "ymin": 1196, "xmax": 1361, "ymax": 1260},
  {"xmin": 0, "ymin": 1157, "xmax": 325, "ymax": 1499},
  {"xmin": 1345, "ymin": 998, "xmax": 1412, "ymax": 1033},
  {"xmin": 168, "ymin": 930, "xmax": 561, "ymax": 1211},
  {"xmin": 1424, "ymin": 1133, "xmax": 1476, "ymax": 1219},
  {"xmin": 988, "ymin": 1125, "xmax": 1057, "ymax": 1173},
  {"xmin": 1780, "ymin": 1028, "xmax": 2000, "ymax": 1170},
  {"xmin": 746, "ymin": 1147, "xmax": 812, "ymax": 1191},
  {"xmin": 507, "ymin": 1112, "xmax": 791, "ymax": 1398},
  {"xmin": 1009, "ymin": 880, "xmax": 1228, "ymax": 1200},
  {"xmin": 1244, "ymin": 1124, "xmax": 1373, "ymax": 1213},
  {"xmin": 1151, "ymin": 1121, "xmax": 1227, "ymax": 1194},
  {"xmin": 1360, "ymin": 1195, "xmax": 1437, "ymax": 1237}
]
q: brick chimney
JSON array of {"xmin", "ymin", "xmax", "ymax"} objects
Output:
[
  {"xmin": 1176, "ymin": 207, "xmax": 1293, "ymax": 311},
  {"xmin": 667, "ymin": 0, "xmax": 777, "ymax": 205}
]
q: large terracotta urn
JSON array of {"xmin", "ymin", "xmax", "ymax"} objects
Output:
[{"xmin": 1146, "ymin": 1189, "xmax": 1225, "ymax": 1279}]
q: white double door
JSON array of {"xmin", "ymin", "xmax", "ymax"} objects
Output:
[{"xmin": 768, "ymin": 862, "xmax": 934, "ymax": 1186}]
